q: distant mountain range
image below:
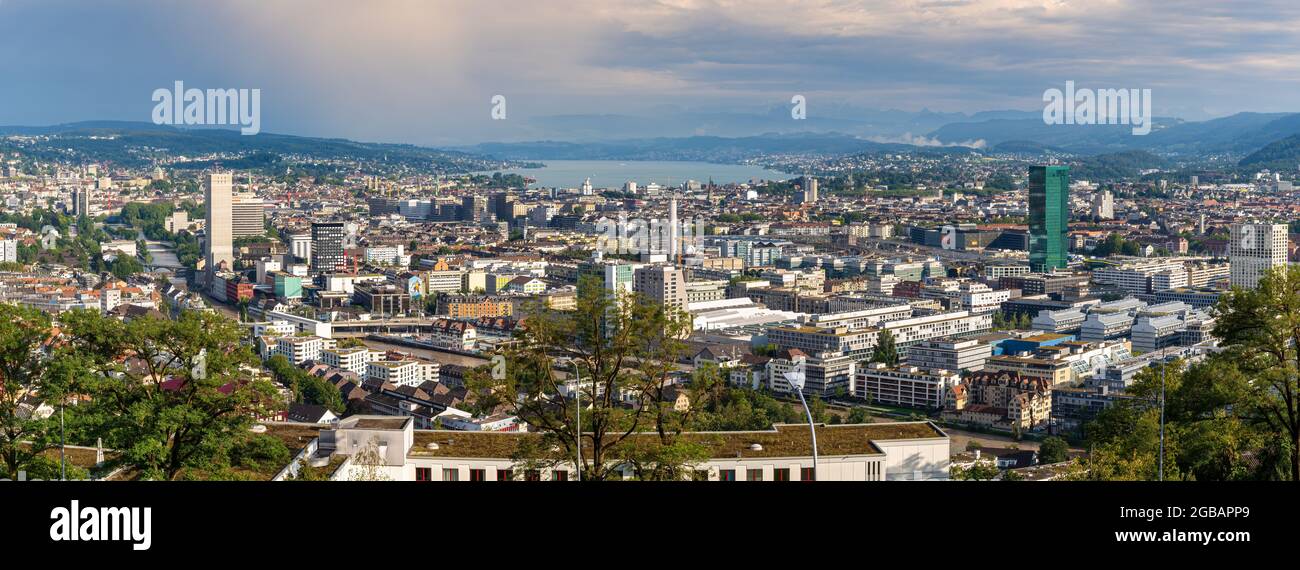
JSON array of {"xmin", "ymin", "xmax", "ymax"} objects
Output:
[
  {"xmin": 462, "ymin": 110, "xmax": 1300, "ymax": 167},
  {"xmin": 933, "ymin": 112, "xmax": 1300, "ymax": 156},
  {"xmin": 9, "ymin": 110, "xmax": 1300, "ymax": 176},
  {"xmin": 0, "ymin": 121, "xmax": 513, "ymax": 172},
  {"xmin": 463, "ymin": 132, "xmax": 978, "ymax": 163},
  {"xmin": 507, "ymin": 106, "xmax": 1041, "ymax": 143}
]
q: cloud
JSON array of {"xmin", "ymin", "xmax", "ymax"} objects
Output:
[
  {"xmin": 869, "ymin": 133, "xmax": 987, "ymax": 148},
  {"xmin": 2, "ymin": 0, "xmax": 1300, "ymax": 143}
]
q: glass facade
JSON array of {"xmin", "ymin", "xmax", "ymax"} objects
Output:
[{"xmin": 1029, "ymin": 165, "xmax": 1069, "ymax": 272}]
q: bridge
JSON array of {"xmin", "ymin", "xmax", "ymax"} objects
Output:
[
  {"xmin": 141, "ymin": 241, "xmax": 185, "ymax": 273},
  {"xmin": 329, "ymin": 317, "xmax": 452, "ymax": 337}
]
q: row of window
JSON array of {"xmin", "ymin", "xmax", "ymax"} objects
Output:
[
  {"xmin": 717, "ymin": 467, "xmax": 815, "ymax": 482},
  {"xmin": 415, "ymin": 466, "xmax": 819, "ymax": 481},
  {"xmin": 416, "ymin": 467, "xmax": 569, "ymax": 481}
]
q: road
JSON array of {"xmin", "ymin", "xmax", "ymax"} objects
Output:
[{"xmin": 942, "ymin": 427, "xmax": 1042, "ymax": 456}]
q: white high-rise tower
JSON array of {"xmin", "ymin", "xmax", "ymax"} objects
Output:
[
  {"xmin": 669, "ymin": 197, "xmax": 679, "ymax": 262},
  {"xmin": 1091, "ymin": 190, "xmax": 1114, "ymax": 220},
  {"xmin": 205, "ymin": 172, "xmax": 234, "ymax": 272},
  {"xmin": 1230, "ymin": 222, "xmax": 1288, "ymax": 289}
]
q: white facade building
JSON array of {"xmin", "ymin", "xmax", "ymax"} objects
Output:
[
  {"xmin": 298, "ymin": 416, "xmax": 950, "ymax": 482},
  {"xmin": 1230, "ymin": 223, "xmax": 1288, "ymax": 289}
]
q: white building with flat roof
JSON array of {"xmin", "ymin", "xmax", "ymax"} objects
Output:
[
  {"xmin": 275, "ymin": 335, "xmax": 323, "ymax": 365},
  {"xmin": 906, "ymin": 338, "xmax": 991, "ymax": 372},
  {"xmin": 854, "ymin": 364, "xmax": 961, "ymax": 409},
  {"xmin": 1230, "ymin": 223, "xmax": 1288, "ymax": 289},
  {"xmin": 292, "ymin": 416, "xmax": 950, "ymax": 482}
]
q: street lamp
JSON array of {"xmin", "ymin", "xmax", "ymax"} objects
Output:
[
  {"xmin": 783, "ymin": 363, "xmax": 818, "ymax": 480},
  {"xmin": 573, "ymin": 362, "xmax": 582, "ymax": 482},
  {"xmin": 1158, "ymin": 362, "xmax": 1166, "ymax": 482},
  {"xmin": 60, "ymin": 403, "xmax": 65, "ymax": 481}
]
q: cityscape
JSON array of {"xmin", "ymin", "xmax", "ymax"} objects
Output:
[{"xmin": 1, "ymin": 0, "xmax": 1295, "ymax": 554}]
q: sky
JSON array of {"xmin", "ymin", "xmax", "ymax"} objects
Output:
[{"xmin": 2, "ymin": 0, "xmax": 1300, "ymax": 145}]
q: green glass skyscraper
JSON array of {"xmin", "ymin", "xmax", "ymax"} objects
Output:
[{"xmin": 1029, "ymin": 165, "xmax": 1069, "ymax": 272}]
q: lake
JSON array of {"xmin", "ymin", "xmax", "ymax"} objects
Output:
[{"xmin": 476, "ymin": 160, "xmax": 792, "ymax": 189}]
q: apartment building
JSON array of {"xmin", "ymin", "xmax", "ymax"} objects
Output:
[
  {"xmin": 853, "ymin": 363, "xmax": 960, "ymax": 409},
  {"xmin": 438, "ymin": 295, "xmax": 515, "ymax": 319},
  {"xmin": 423, "ymin": 270, "xmax": 465, "ymax": 294},
  {"xmin": 429, "ymin": 319, "xmax": 478, "ymax": 352},
  {"xmin": 1092, "ymin": 259, "xmax": 1186, "ymax": 295},
  {"xmin": 321, "ymin": 346, "xmax": 375, "ymax": 377},
  {"xmin": 905, "ymin": 338, "xmax": 992, "ymax": 372},
  {"xmin": 797, "ymin": 304, "xmax": 914, "ymax": 330},
  {"xmin": 366, "ymin": 360, "xmax": 422, "ymax": 387},
  {"xmin": 943, "ymin": 370, "xmax": 1052, "ymax": 431},
  {"xmin": 767, "ymin": 326, "xmax": 875, "ymax": 361},
  {"xmin": 231, "ymin": 193, "xmax": 265, "ymax": 238},
  {"xmin": 275, "ymin": 335, "xmax": 324, "ymax": 365},
  {"xmin": 769, "ymin": 310, "xmax": 992, "ymax": 361},
  {"xmin": 634, "ymin": 265, "xmax": 686, "ymax": 313},
  {"xmin": 685, "ymin": 279, "xmax": 728, "ymax": 304}
]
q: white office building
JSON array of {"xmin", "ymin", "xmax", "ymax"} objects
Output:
[
  {"xmin": 905, "ymin": 338, "xmax": 991, "ymax": 372},
  {"xmin": 1230, "ymin": 223, "xmax": 1288, "ymax": 289},
  {"xmin": 294, "ymin": 416, "xmax": 950, "ymax": 482},
  {"xmin": 853, "ymin": 364, "xmax": 961, "ymax": 409}
]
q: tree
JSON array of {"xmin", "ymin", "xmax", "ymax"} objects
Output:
[
  {"xmin": 1212, "ymin": 265, "xmax": 1300, "ymax": 481},
  {"xmin": 1084, "ymin": 361, "xmax": 1184, "ymax": 480},
  {"xmin": 347, "ymin": 436, "xmax": 393, "ymax": 481},
  {"xmin": 872, "ymin": 329, "xmax": 899, "ymax": 367},
  {"xmin": 105, "ymin": 254, "xmax": 143, "ymax": 279},
  {"xmin": 467, "ymin": 275, "xmax": 696, "ymax": 481},
  {"xmin": 0, "ymin": 304, "xmax": 65, "ymax": 478},
  {"xmin": 1038, "ymin": 436, "xmax": 1069, "ymax": 464},
  {"xmin": 265, "ymin": 354, "xmax": 344, "ymax": 413},
  {"xmin": 58, "ymin": 309, "xmax": 281, "ymax": 480},
  {"xmin": 952, "ymin": 461, "xmax": 999, "ymax": 481}
]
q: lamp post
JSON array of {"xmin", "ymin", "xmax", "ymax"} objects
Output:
[
  {"xmin": 573, "ymin": 362, "xmax": 582, "ymax": 482},
  {"xmin": 60, "ymin": 404, "xmax": 66, "ymax": 481},
  {"xmin": 784, "ymin": 363, "xmax": 818, "ymax": 480},
  {"xmin": 1158, "ymin": 362, "xmax": 1166, "ymax": 482}
]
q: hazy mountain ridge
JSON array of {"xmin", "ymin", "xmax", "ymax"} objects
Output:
[
  {"xmin": 0, "ymin": 121, "xmax": 513, "ymax": 172},
  {"xmin": 928, "ymin": 112, "xmax": 1300, "ymax": 155}
]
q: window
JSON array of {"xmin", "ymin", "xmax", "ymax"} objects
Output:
[
  {"xmin": 773, "ymin": 467, "xmax": 791, "ymax": 482},
  {"xmin": 553, "ymin": 470, "xmax": 569, "ymax": 481},
  {"xmin": 746, "ymin": 468, "xmax": 763, "ymax": 481},
  {"xmin": 692, "ymin": 469, "xmax": 710, "ymax": 481},
  {"xmin": 415, "ymin": 467, "xmax": 431, "ymax": 482},
  {"xmin": 443, "ymin": 468, "xmax": 459, "ymax": 481},
  {"xmin": 497, "ymin": 469, "xmax": 513, "ymax": 481},
  {"xmin": 801, "ymin": 467, "xmax": 816, "ymax": 481},
  {"xmin": 470, "ymin": 469, "xmax": 486, "ymax": 481},
  {"xmin": 719, "ymin": 469, "xmax": 736, "ymax": 481},
  {"xmin": 525, "ymin": 469, "xmax": 541, "ymax": 481}
]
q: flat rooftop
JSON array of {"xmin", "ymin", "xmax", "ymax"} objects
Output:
[
  {"xmin": 407, "ymin": 422, "xmax": 946, "ymax": 460},
  {"xmin": 347, "ymin": 417, "xmax": 412, "ymax": 430}
]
